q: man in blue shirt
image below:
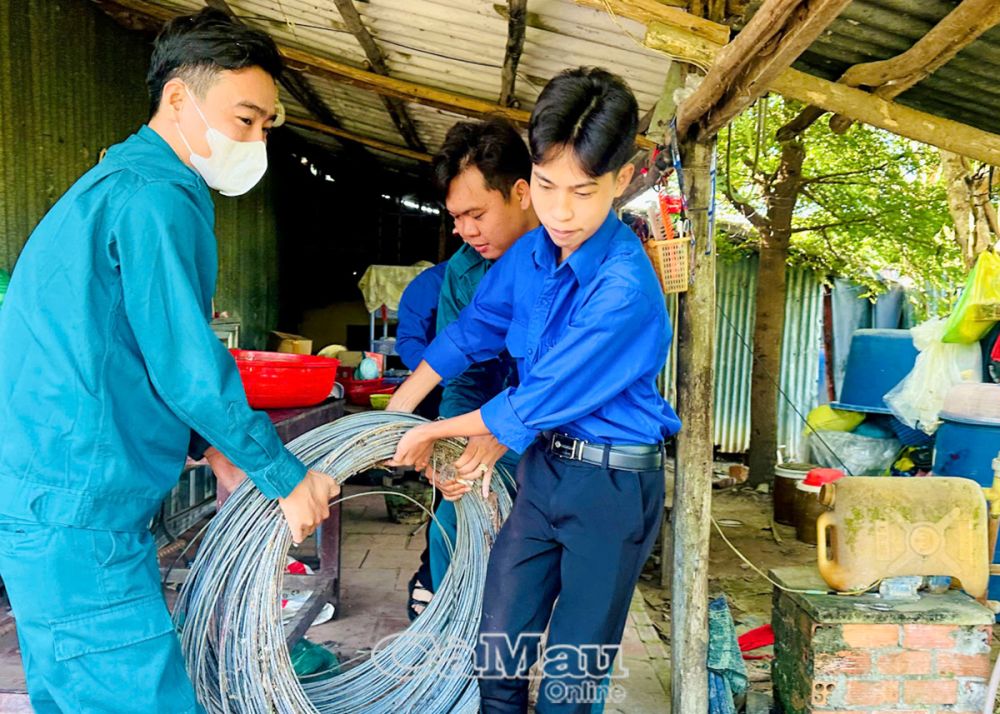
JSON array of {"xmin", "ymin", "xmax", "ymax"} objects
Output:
[
  {"xmin": 395, "ymin": 261, "xmax": 448, "ymax": 373},
  {"xmin": 403, "ymin": 120, "xmax": 541, "ymax": 617},
  {"xmin": 0, "ymin": 11, "xmax": 337, "ymax": 713},
  {"xmin": 389, "ymin": 68, "xmax": 679, "ymax": 713}
]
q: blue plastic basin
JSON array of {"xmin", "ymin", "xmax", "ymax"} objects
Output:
[{"xmin": 833, "ymin": 329, "xmax": 918, "ymax": 414}]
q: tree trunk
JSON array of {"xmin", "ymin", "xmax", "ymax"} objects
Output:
[
  {"xmin": 940, "ymin": 150, "xmax": 975, "ymax": 267},
  {"xmin": 748, "ymin": 139, "xmax": 804, "ymax": 485}
]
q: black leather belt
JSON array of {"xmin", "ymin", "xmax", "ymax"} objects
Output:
[{"xmin": 543, "ymin": 432, "xmax": 664, "ymax": 472}]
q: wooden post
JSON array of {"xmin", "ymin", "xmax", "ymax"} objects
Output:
[
  {"xmin": 671, "ymin": 137, "xmax": 717, "ymax": 714},
  {"xmin": 498, "ymin": 0, "xmax": 527, "ymax": 107}
]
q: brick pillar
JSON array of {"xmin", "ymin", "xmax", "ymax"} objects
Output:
[{"xmin": 771, "ymin": 566, "xmax": 994, "ymax": 713}]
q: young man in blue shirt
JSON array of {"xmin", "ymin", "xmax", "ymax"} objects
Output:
[
  {"xmin": 395, "ymin": 261, "xmax": 448, "ymax": 374},
  {"xmin": 389, "ymin": 68, "xmax": 679, "ymax": 713},
  {"xmin": 0, "ymin": 10, "xmax": 337, "ymax": 713},
  {"xmin": 402, "ymin": 120, "xmax": 540, "ymax": 620}
]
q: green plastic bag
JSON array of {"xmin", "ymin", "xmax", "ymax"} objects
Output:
[
  {"xmin": 0, "ymin": 269, "xmax": 9, "ymax": 307},
  {"xmin": 290, "ymin": 638, "xmax": 339, "ymax": 680},
  {"xmin": 943, "ymin": 251, "xmax": 1000, "ymax": 343}
]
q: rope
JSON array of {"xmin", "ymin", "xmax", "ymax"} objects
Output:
[
  {"xmin": 173, "ymin": 411, "xmax": 514, "ymax": 713},
  {"xmin": 710, "ymin": 516, "xmax": 879, "ymax": 597}
]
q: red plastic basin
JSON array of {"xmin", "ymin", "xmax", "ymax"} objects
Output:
[
  {"xmin": 337, "ymin": 365, "xmax": 396, "ymax": 405},
  {"xmin": 230, "ymin": 349, "xmax": 340, "ymax": 409}
]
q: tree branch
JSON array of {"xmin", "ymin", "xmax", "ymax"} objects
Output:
[
  {"xmin": 790, "ymin": 217, "xmax": 872, "ymax": 233},
  {"xmin": 801, "ymin": 163, "xmax": 889, "ymax": 185},
  {"xmin": 722, "ymin": 187, "xmax": 771, "ymax": 231}
]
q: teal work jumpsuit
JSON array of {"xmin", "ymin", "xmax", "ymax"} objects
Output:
[
  {"xmin": 0, "ymin": 126, "xmax": 306, "ymax": 713},
  {"xmin": 428, "ymin": 242, "xmax": 521, "ymax": 589}
]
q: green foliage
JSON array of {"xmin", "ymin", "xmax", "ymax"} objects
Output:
[{"xmin": 719, "ymin": 97, "xmax": 961, "ymax": 311}]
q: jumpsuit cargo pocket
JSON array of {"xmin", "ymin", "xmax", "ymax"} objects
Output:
[{"xmin": 51, "ymin": 592, "xmax": 175, "ymax": 662}]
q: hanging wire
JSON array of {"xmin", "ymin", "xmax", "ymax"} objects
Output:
[
  {"xmin": 173, "ymin": 411, "xmax": 513, "ymax": 713},
  {"xmin": 715, "ymin": 302, "xmax": 852, "ymax": 473}
]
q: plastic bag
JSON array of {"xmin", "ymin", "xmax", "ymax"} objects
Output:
[
  {"xmin": 942, "ymin": 251, "xmax": 1000, "ymax": 343},
  {"xmin": 0, "ymin": 269, "xmax": 8, "ymax": 307},
  {"xmin": 809, "ymin": 430, "xmax": 900, "ymax": 476},
  {"xmin": 885, "ymin": 317, "xmax": 982, "ymax": 434}
]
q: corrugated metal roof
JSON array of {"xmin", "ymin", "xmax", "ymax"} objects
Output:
[
  {"xmin": 143, "ymin": 0, "xmax": 673, "ymax": 162},
  {"xmin": 744, "ymin": 0, "xmax": 1000, "ymax": 135}
]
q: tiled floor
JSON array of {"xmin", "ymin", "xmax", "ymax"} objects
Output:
[
  {"xmin": 0, "ymin": 482, "xmax": 670, "ymax": 712},
  {"xmin": 303, "ymin": 484, "xmax": 426, "ymax": 667}
]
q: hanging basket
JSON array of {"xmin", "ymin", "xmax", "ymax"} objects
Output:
[{"xmin": 645, "ymin": 237, "xmax": 691, "ymax": 294}]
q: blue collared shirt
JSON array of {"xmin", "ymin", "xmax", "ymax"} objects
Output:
[
  {"xmin": 0, "ymin": 125, "xmax": 305, "ymax": 531},
  {"xmin": 396, "ymin": 261, "xmax": 447, "ymax": 370},
  {"xmin": 423, "ymin": 211, "xmax": 680, "ymax": 452}
]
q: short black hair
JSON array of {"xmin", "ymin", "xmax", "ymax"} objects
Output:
[
  {"xmin": 433, "ymin": 118, "xmax": 532, "ymax": 199},
  {"xmin": 529, "ymin": 67, "xmax": 638, "ymax": 177},
  {"xmin": 146, "ymin": 9, "xmax": 283, "ymax": 118}
]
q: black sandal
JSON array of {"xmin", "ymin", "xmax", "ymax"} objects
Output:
[{"xmin": 407, "ymin": 573, "xmax": 433, "ymax": 621}]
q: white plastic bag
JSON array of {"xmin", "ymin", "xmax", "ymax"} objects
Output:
[
  {"xmin": 809, "ymin": 430, "xmax": 901, "ymax": 476},
  {"xmin": 884, "ymin": 318, "xmax": 982, "ymax": 435}
]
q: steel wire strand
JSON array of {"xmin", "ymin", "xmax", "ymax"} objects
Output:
[{"xmin": 173, "ymin": 412, "xmax": 513, "ymax": 713}]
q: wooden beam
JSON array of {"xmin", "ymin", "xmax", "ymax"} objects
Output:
[
  {"xmin": 573, "ymin": 0, "xmax": 730, "ymax": 46},
  {"xmin": 281, "ymin": 46, "xmax": 657, "ymax": 150},
  {"xmin": 644, "ymin": 17, "xmax": 1000, "ymax": 162},
  {"xmin": 675, "ymin": 0, "xmax": 853, "ymax": 140},
  {"xmin": 94, "ymin": 0, "xmax": 660, "ymax": 150},
  {"xmin": 643, "ymin": 20, "xmax": 722, "ymax": 70},
  {"xmin": 280, "ymin": 45, "xmax": 527, "ymax": 121},
  {"xmin": 618, "ymin": 63, "xmax": 685, "ymax": 207},
  {"xmin": 283, "ymin": 116, "xmax": 433, "ymax": 163},
  {"xmin": 840, "ymin": 0, "xmax": 1000, "ymax": 96},
  {"xmin": 769, "ymin": 68, "xmax": 1000, "ymax": 167},
  {"xmin": 828, "ymin": 0, "xmax": 1000, "ymax": 133},
  {"xmin": 91, "ymin": 0, "xmax": 166, "ymax": 31},
  {"xmin": 498, "ymin": 0, "xmax": 528, "ymax": 107},
  {"xmin": 331, "ymin": 0, "xmax": 426, "ymax": 152}
]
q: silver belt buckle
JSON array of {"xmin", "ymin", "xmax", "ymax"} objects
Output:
[{"xmin": 551, "ymin": 434, "xmax": 584, "ymax": 461}]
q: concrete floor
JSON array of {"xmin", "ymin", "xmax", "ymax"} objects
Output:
[{"xmin": 0, "ymin": 482, "xmax": 670, "ymax": 712}]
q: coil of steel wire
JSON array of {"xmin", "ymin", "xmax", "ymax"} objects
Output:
[{"xmin": 173, "ymin": 411, "xmax": 513, "ymax": 713}]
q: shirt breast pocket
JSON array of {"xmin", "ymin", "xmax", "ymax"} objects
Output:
[{"xmin": 505, "ymin": 320, "xmax": 529, "ymax": 359}]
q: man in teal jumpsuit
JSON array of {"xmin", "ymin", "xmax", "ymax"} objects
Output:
[{"xmin": 0, "ymin": 10, "xmax": 337, "ymax": 712}]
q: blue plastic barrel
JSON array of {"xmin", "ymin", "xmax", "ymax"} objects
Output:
[
  {"xmin": 933, "ymin": 417, "xmax": 1000, "ymax": 609},
  {"xmin": 932, "ymin": 416, "xmax": 1000, "ymax": 487},
  {"xmin": 832, "ymin": 329, "xmax": 918, "ymax": 414}
]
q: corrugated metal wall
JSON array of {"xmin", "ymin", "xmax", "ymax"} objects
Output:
[
  {"xmin": 0, "ymin": 0, "xmax": 149, "ymax": 269},
  {"xmin": 665, "ymin": 256, "xmax": 823, "ymax": 456},
  {"xmin": 0, "ymin": 0, "xmax": 280, "ymax": 348},
  {"xmin": 213, "ymin": 176, "xmax": 280, "ymax": 349}
]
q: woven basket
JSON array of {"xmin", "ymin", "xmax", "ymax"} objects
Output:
[{"xmin": 645, "ymin": 237, "xmax": 690, "ymax": 294}]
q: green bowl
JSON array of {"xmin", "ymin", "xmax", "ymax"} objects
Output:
[{"xmin": 370, "ymin": 393, "xmax": 391, "ymax": 410}]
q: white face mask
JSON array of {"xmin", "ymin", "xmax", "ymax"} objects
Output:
[{"xmin": 176, "ymin": 87, "xmax": 268, "ymax": 197}]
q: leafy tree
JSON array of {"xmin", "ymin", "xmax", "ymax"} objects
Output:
[{"xmin": 718, "ymin": 96, "xmax": 954, "ymax": 484}]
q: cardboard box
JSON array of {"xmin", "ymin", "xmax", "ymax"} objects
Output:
[
  {"xmin": 336, "ymin": 350, "xmax": 365, "ymax": 368},
  {"xmin": 335, "ymin": 351, "xmax": 385, "ymax": 373},
  {"xmin": 268, "ymin": 331, "xmax": 313, "ymax": 355}
]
